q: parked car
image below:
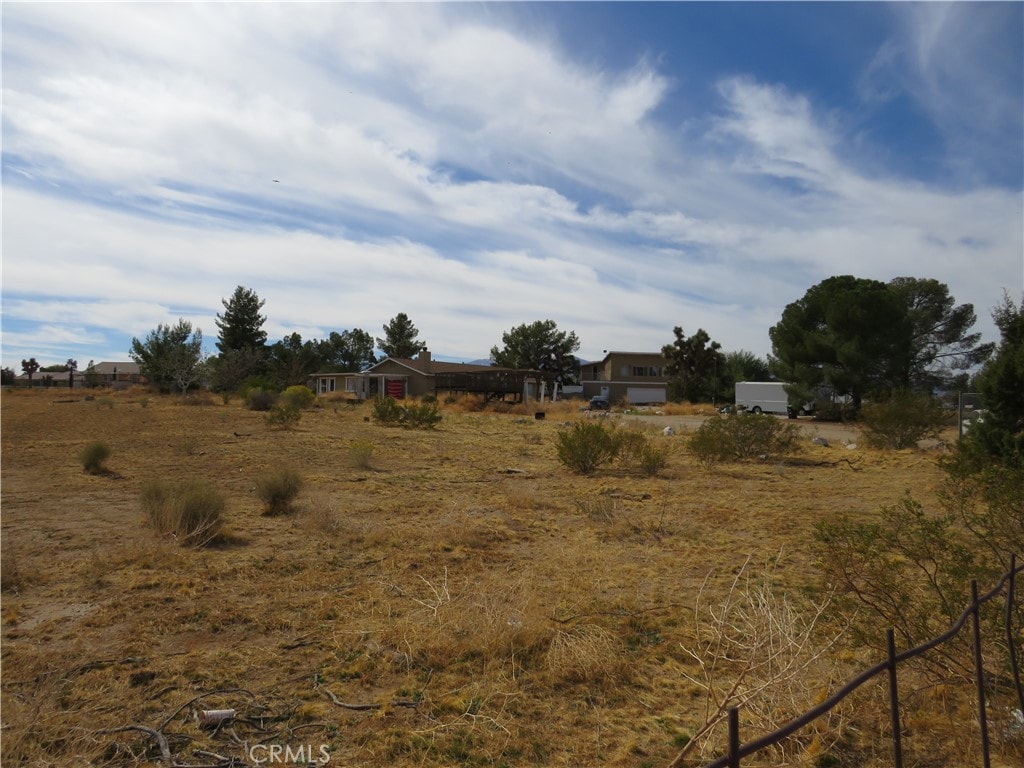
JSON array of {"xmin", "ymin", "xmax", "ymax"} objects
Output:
[{"xmin": 588, "ymin": 396, "xmax": 611, "ymax": 411}]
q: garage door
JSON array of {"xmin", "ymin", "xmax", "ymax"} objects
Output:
[{"xmin": 627, "ymin": 387, "xmax": 666, "ymax": 404}]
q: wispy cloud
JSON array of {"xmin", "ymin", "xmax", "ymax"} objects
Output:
[{"xmin": 2, "ymin": 4, "xmax": 1020, "ymax": 371}]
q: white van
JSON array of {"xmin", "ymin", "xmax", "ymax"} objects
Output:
[{"xmin": 734, "ymin": 381, "xmax": 810, "ymax": 418}]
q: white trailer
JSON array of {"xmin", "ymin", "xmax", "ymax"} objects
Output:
[{"xmin": 735, "ymin": 381, "xmax": 806, "ymax": 418}]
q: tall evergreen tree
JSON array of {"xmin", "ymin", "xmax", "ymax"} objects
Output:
[
  {"xmin": 970, "ymin": 294, "xmax": 1024, "ymax": 465},
  {"xmin": 377, "ymin": 313, "xmax": 427, "ymax": 359},
  {"xmin": 888, "ymin": 276, "xmax": 994, "ymax": 391},
  {"xmin": 769, "ymin": 275, "xmax": 913, "ymax": 411},
  {"xmin": 490, "ymin": 319, "xmax": 580, "ymax": 383},
  {"xmin": 216, "ymin": 286, "xmax": 268, "ymax": 355}
]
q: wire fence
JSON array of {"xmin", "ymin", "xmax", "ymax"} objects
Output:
[{"xmin": 699, "ymin": 554, "xmax": 1023, "ymax": 768}]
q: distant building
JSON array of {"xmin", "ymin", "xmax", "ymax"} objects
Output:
[{"xmin": 579, "ymin": 351, "xmax": 669, "ymax": 405}]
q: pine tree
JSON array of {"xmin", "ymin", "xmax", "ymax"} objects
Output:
[
  {"xmin": 215, "ymin": 286, "xmax": 268, "ymax": 355},
  {"xmin": 377, "ymin": 313, "xmax": 427, "ymax": 359}
]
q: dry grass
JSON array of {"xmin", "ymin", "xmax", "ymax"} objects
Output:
[{"xmin": 0, "ymin": 390, "xmax": 1000, "ymax": 767}]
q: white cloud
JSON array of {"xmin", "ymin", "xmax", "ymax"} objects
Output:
[{"xmin": 2, "ymin": 4, "xmax": 1020, "ymax": 372}]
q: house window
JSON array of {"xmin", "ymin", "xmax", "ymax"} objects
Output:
[
  {"xmin": 631, "ymin": 366, "xmax": 661, "ymax": 377},
  {"xmin": 319, "ymin": 378, "xmax": 336, "ymax": 394},
  {"xmin": 346, "ymin": 378, "xmax": 359, "ymax": 392}
]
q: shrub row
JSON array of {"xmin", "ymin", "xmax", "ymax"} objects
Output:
[
  {"xmin": 555, "ymin": 421, "xmax": 669, "ymax": 476},
  {"xmin": 371, "ymin": 396, "xmax": 442, "ymax": 429},
  {"xmin": 689, "ymin": 412, "xmax": 802, "ymax": 469}
]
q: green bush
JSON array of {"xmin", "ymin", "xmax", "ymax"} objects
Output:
[
  {"xmin": 246, "ymin": 388, "xmax": 278, "ymax": 411},
  {"xmin": 281, "ymin": 385, "xmax": 315, "ymax": 410},
  {"xmin": 265, "ymin": 404, "xmax": 302, "ymax": 429},
  {"xmin": 78, "ymin": 441, "xmax": 112, "ymax": 474},
  {"xmin": 141, "ymin": 479, "xmax": 225, "ymax": 547},
  {"xmin": 636, "ymin": 442, "xmax": 670, "ymax": 476},
  {"xmin": 255, "ymin": 467, "xmax": 303, "ymax": 515},
  {"xmin": 689, "ymin": 413, "xmax": 802, "ymax": 469},
  {"xmin": 556, "ymin": 421, "xmax": 621, "ymax": 475},
  {"xmin": 371, "ymin": 396, "xmax": 404, "ymax": 425},
  {"xmin": 348, "ymin": 439, "xmax": 375, "ymax": 469},
  {"xmin": 615, "ymin": 429, "xmax": 670, "ymax": 476},
  {"xmin": 403, "ymin": 399, "xmax": 442, "ymax": 429},
  {"xmin": 859, "ymin": 391, "xmax": 947, "ymax": 449},
  {"xmin": 371, "ymin": 396, "xmax": 441, "ymax": 429}
]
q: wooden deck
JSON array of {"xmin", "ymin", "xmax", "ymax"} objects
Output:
[{"xmin": 434, "ymin": 369, "xmax": 541, "ymax": 402}]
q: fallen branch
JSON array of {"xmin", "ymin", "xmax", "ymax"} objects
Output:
[
  {"xmin": 322, "ymin": 687, "xmax": 419, "ymax": 711},
  {"xmin": 95, "ymin": 725, "xmax": 171, "ymax": 763}
]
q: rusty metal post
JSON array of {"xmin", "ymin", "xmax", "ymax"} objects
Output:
[
  {"xmin": 971, "ymin": 580, "xmax": 991, "ymax": 768},
  {"xmin": 727, "ymin": 706, "xmax": 740, "ymax": 768},
  {"xmin": 886, "ymin": 628, "xmax": 903, "ymax": 768}
]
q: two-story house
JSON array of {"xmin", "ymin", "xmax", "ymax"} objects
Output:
[{"xmin": 579, "ymin": 351, "xmax": 668, "ymax": 405}]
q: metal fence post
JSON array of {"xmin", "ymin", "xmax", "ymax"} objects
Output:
[
  {"xmin": 728, "ymin": 706, "xmax": 740, "ymax": 768},
  {"xmin": 886, "ymin": 628, "xmax": 903, "ymax": 768},
  {"xmin": 1006, "ymin": 555, "xmax": 1023, "ymax": 713},
  {"xmin": 971, "ymin": 580, "xmax": 991, "ymax": 768}
]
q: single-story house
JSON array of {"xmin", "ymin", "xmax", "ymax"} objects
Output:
[
  {"xmin": 14, "ymin": 361, "xmax": 145, "ymax": 388},
  {"xmin": 579, "ymin": 351, "xmax": 669, "ymax": 405},
  {"xmin": 310, "ymin": 351, "xmax": 544, "ymax": 403},
  {"xmin": 84, "ymin": 362, "xmax": 145, "ymax": 388}
]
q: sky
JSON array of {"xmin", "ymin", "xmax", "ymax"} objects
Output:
[{"xmin": 2, "ymin": 2, "xmax": 1022, "ymax": 372}]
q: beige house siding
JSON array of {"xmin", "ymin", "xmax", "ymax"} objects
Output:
[{"xmin": 579, "ymin": 351, "xmax": 669, "ymax": 405}]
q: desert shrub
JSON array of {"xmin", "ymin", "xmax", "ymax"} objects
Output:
[
  {"xmin": 615, "ymin": 428, "xmax": 670, "ymax": 476},
  {"xmin": 139, "ymin": 397, "xmax": 150, "ymax": 409},
  {"xmin": 281, "ymin": 384, "xmax": 315, "ymax": 410},
  {"xmin": 555, "ymin": 421, "xmax": 621, "ymax": 475},
  {"xmin": 96, "ymin": 397, "xmax": 115, "ymax": 410},
  {"xmin": 371, "ymin": 395, "xmax": 404, "ymax": 425},
  {"xmin": 859, "ymin": 390, "xmax": 947, "ymax": 449},
  {"xmin": 265, "ymin": 404, "xmax": 301, "ymax": 429},
  {"xmin": 78, "ymin": 441, "xmax": 112, "ymax": 474},
  {"xmin": 348, "ymin": 439, "xmax": 374, "ymax": 469},
  {"xmin": 246, "ymin": 388, "xmax": 278, "ymax": 411},
  {"xmin": 574, "ymin": 496, "xmax": 617, "ymax": 522},
  {"xmin": 371, "ymin": 396, "xmax": 441, "ymax": 429},
  {"xmin": 689, "ymin": 413, "xmax": 802, "ymax": 469},
  {"xmin": 256, "ymin": 467, "xmax": 303, "ymax": 515},
  {"xmin": 545, "ymin": 624, "xmax": 627, "ymax": 684},
  {"xmin": 636, "ymin": 442, "xmax": 670, "ymax": 476},
  {"xmin": 141, "ymin": 479, "xmax": 225, "ymax": 547},
  {"xmin": 403, "ymin": 398, "xmax": 442, "ymax": 429}
]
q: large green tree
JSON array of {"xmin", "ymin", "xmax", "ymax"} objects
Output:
[
  {"xmin": 215, "ymin": 286, "xmax": 268, "ymax": 356},
  {"xmin": 323, "ymin": 329, "xmax": 377, "ymax": 372},
  {"xmin": 266, "ymin": 333, "xmax": 326, "ymax": 389},
  {"xmin": 888, "ymin": 276, "xmax": 994, "ymax": 391},
  {"xmin": 130, "ymin": 319, "xmax": 207, "ymax": 394},
  {"xmin": 377, "ymin": 313, "xmax": 427, "ymax": 359},
  {"xmin": 720, "ymin": 350, "xmax": 771, "ymax": 402},
  {"xmin": 769, "ymin": 276, "xmax": 913, "ymax": 412},
  {"xmin": 661, "ymin": 327, "xmax": 724, "ymax": 403},
  {"xmin": 969, "ymin": 294, "xmax": 1024, "ymax": 465},
  {"xmin": 490, "ymin": 319, "xmax": 580, "ymax": 383}
]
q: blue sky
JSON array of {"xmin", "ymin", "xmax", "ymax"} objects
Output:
[{"xmin": 2, "ymin": 2, "xmax": 1022, "ymax": 372}]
